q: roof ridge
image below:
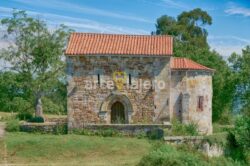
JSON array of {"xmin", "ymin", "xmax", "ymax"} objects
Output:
[
  {"xmin": 66, "ymin": 32, "xmax": 173, "ymax": 56},
  {"xmin": 71, "ymin": 32, "xmax": 173, "ymax": 38},
  {"xmin": 171, "ymin": 57, "xmax": 214, "ymax": 71}
]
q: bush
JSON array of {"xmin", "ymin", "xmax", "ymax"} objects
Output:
[
  {"xmin": 29, "ymin": 116, "xmax": 44, "ymax": 123},
  {"xmin": 6, "ymin": 119, "xmax": 20, "ymax": 132},
  {"xmin": 136, "ymin": 131, "xmax": 147, "ymax": 139},
  {"xmin": 204, "ymin": 132, "xmax": 228, "ymax": 147},
  {"xmin": 185, "ymin": 123, "xmax": 199, "ymax": 136},
  {"xmin": 138, "ymin": 143, "xmax": 241, "ymax": 166},
  {"xmin": 146, "ymin": 128, "xmax": 164, "ymax": 140},
  {"xmin": 227, "ymin": 116, "xmax": 250, "ymax": 164},
  {"xmin": 138, "ymin": 144, "xmax": 207, "ymax": 166},
  {"xmin": 54, "ymin": 124, "xmax": 67, "ymax": 135},
  {"xmin": 167, "ymin": 119, "xmax": 199, "ymax": 136},
  {"xmin": 17, "ymin": 111, "xmax": 33, "ymax": 121}
]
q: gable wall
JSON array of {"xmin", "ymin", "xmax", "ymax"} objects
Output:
[{"xmin": 66, "ymin": 55, "xmax": 171, "ymax": 129}]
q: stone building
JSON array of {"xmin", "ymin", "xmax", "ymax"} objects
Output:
[{"xmin": 65, "ymin": 33, "xmax": 214, "ymax": 134}]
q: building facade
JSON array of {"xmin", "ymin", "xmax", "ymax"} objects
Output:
[{"xmin": 65, "ymin": 33, "xmax": 214, "ymax": 134}]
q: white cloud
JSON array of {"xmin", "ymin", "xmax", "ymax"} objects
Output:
[
  {"xmin": 141, "ymin": 0, "xmax": 189, "ymax": 10},
  {"xmin": 0, "ymin": 7, "xmax": 149, "ymax": 34},
  {"xmin": 161, "ymin": 0, "xmax": 188, "ymax": 10},
  {"xmin": 225, "ymin": 3, "xmax": 250, "ymax": 17},
  {"xmin": 208, "ymin": 35, "xmax": 250, "ymax": 58},
  {"xmin": 12, "ymin": 0, "xmax": 153, "ymax": 23}
]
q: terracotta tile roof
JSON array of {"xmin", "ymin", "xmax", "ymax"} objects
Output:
[
  {"xmin": 171, "ymin": 57, "xmax": 214, "ymax": 71},
  {"xmin": 65, "ymin": 33, "xmax": 173, "ymax": 56}
]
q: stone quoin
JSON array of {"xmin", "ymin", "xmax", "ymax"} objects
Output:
[{"xmin": 65, "ymin": 33, "xmax": 214, "ymax": 134}]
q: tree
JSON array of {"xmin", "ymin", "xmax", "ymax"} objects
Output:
[
  {"xmin": 229, "ymin": 46, "xmax": 250, "ymax": 116},
  {"xmin": 155, "ymin": 8, "xmax": 212, "ymax": 48},
  {"xmin": 155, "ymin": 8, "xmax": 235, "ymax": 122},
  {"xmin": 0, "ymin": 10, "xmax": 72, "ymax": 117}
]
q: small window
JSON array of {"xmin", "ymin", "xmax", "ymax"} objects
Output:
[
  {"xmin": 197, "ymin": 96, "xmax": 204, "ymax": 111},
  {"xmin": 97, "ymin": 74, "xmax": 100, "ymax": 85},
  {"xmin": 129, "ymin": 74, "xmax": 132, "ymax": 85}
]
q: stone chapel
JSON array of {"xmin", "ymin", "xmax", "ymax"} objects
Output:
[{"xmin": 65, "ymin": 33, "xmax": 214, "ymax": 134}]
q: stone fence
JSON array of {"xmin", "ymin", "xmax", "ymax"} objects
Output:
[
  {"xmin": 20, "ymin": 122, "xmax": 171, "ymax": 135},
  {"xmin": 78, "ymin": 124, "xmax": 171, "ymax": 135},
  {"xmin": 20, "ymin": 122, "xmax": 67, "ymax": 134}
]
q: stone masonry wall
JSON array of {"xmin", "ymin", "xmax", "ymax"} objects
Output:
[
  {"xmin": 170, "ymin": 70, "xmax": 213, "ymax": 134},
  {"xmin": 67, "ymin": 55, "xmax": 171, "ymax": 129}
]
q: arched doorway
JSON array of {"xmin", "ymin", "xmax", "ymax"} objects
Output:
[
  {"xmin": 99, "ymin": 93, "xmax": 133, "ymax": 124},
  {"xmin": 111, "ymin": 101, "xmax": 125, "ymax": 124}
]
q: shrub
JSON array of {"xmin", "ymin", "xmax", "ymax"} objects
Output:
[
  {"xmin": 54, "ymin": 124, "xmax": 67, "ymax": 135},
  {"xmin": 29, "ymin": 116, "xmax": 44, "ymax": 123},
  {"xmin": 204, "ymin": 132, "xmax": 228, "ymax": 147},
  {"xmin": 138, "ymin": 144, "xmax": 207, "ymax": 166},
  {"xmin": 138, "ymin": 143, "xmax": 241, "ymax": 166},
  {"xmin": 136, "ymin": 131, "xmax": 147, "ymax": 139},
  {"xmin": 17, "ymin": 111, "xmax": 33, "ymax": 121},
  {"xmin": 6, "ymin": 119, "xmax": 20, "ymax": 132},
  {"xmin": 227, "ymin": 116, "xmax": 250, "ymax": 164},
  {"xmin": 146, "ymin": 128, "xmax": 164, "ymax": 140},
  {"xmin": 185, "ymin": 123, "xmax": 199, "ymax": 136},
  {"xmin": 169, "ymin": 119, "xmax": 199, "ymax": 136}
]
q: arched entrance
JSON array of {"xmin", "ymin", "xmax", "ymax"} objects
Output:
[
  {"xmin": 111, "ymin": 101, "xmax": 125, "ymax": 124},
  {"xmin": 99, "ymin": 92, "xmax": 133, "ymax": 124}
]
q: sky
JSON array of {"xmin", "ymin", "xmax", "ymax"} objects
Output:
[{"xmin": 0, "ymin": 0, "xmax": 250, "ymax": 58}]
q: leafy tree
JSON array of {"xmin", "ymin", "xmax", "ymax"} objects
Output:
[
  {"xmin": 154, "ymin": 8, "xmax": 235, "ymax": 122},
  {"xmin": 0, "ymin": 10, "xmax": 72, "ymax": 117},
  {"xmin": 229, "ymin": 46, "xmax": 250, "ymax": 116},
  {"xmin": 156, "ymin": 8, "xmax": 212, "ymax": 47}
]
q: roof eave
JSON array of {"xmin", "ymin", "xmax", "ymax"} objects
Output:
[{"xmin": 65, "ymin": 53, "xmax": 173, "ymax": 57}]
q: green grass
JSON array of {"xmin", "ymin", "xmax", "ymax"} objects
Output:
[
  {"xmin": 0, "ymin": 132, "xmax": 151, "ymax": 165},
  {"xmin": 0, "ymin": 112, "xmax": 16, "ymax": 121}
]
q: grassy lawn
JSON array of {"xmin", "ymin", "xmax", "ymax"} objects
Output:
[{"xmin": 0, "ymin": 132, "xmax": 151, "ymax": 165}]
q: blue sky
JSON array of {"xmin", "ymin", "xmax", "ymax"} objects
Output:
[{"xmin": 0, "ymin": 0, "xmax": 250, "ymax": 58}]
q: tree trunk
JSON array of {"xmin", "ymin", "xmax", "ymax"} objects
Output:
[{"xmin": 35, "ymin": 93, "xmax": 44, "ymax": 118}]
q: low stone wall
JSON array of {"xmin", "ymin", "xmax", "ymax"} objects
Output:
[
  {"xmin": 20, "ymin": 122, "xmax": 67, "ymax": 134},
  {"xmin": 20, "ymin": 122, "xmax": 171, "ymax": 136},
  {"xmin": 80, "ymin": 124, "xmax": 171, "ymax": 135},
  {"xmin": 164, "ymin": 136, "xmax": 224, "ymax": 157}
]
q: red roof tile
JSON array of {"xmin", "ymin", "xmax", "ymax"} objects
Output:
[
  {"xmin": 171, "ymin": 58, "xmax": 214, "ymax": 71},
  {"xmin": 65, "ymin": 33, "xmax": 173, "ymax": 56}
]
